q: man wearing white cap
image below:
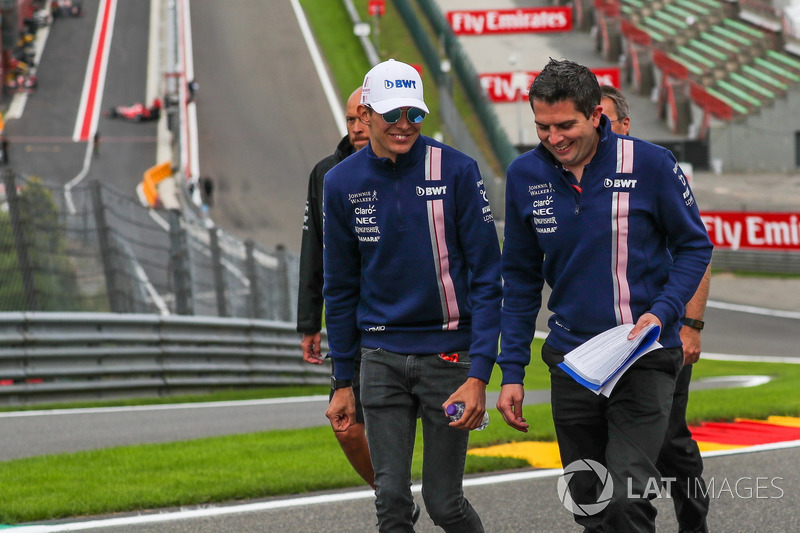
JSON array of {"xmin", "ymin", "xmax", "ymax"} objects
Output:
[{"xmin": 323, "ymin": 59, "xmax": 501, "ymax": 532}]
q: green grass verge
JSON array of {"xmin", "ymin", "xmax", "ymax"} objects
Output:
[
  {"xmin": 0, "ymin": 422, "xmax": 526, "ymax": 524},
  {"xmin": 299, "ymin": 0, "xmax": 443, "ymax": 136},
  {"xmin": 688, "ymin": 359, "xmax": 800, "ymax": 421},
  {"xmin": 297, "ymin": 0, "xmax": 371, "ymax": 102}
]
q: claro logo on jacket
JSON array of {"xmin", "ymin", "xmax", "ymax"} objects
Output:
[{"xmin": 353, "ymin": 201, "xmax": 381, "ymax": 243}]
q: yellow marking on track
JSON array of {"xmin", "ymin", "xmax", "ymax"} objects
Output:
[{"xmin": 469, "ymin": 441, "xmax": 563, "ymax": 469}]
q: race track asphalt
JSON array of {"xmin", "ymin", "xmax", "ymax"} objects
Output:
[{"xmin": 190, "ymin": 0, "xmax": 340, "ymax": 252}]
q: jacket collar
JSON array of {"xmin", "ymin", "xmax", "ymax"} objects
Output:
[
  {"xmin": 335, "ymin": 135, "xmax": 355, "ymax": 160},
  {"xmin": 365, "ymin": 135, "xmax": 426, "ymax": 176}
]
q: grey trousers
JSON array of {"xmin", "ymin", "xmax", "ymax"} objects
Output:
[{"xmin": 360, "ymin": 347, "xmax": 484, "ymax": 533}]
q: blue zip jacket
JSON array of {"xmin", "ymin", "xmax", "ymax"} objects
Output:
[
  {"xmin": 323, "ymin": 135, "xmax": 502, "ymax": 383},
  {"xmin": 499, "ymin": 117, "xmax": 713, "ymax": 385}
]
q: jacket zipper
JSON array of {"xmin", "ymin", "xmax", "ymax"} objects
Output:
[{"xmin": 394, "ymin": 164, "xmax": 404, "ymax": 227}]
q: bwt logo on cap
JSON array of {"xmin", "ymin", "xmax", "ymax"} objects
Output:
[{"xmin": 384, "ymin": 79, "xmax": 417, "ymax": 89}]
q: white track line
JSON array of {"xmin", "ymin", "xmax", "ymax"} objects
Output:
[
  {"xmin": 702, "ymin": 353, "xmax": 800, "ymax": 364},
  {"xmin": 706, "ymin": 299, "xmax": 800, "ymax": 320},
  {"xmin": 289, "ymin": 0, "xmax": 346, "ymax": 136},
  {"xmin": 0, "ymin": 395, "xmax": 330, "ymax": 418}
]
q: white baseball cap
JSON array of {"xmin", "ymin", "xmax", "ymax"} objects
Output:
[{"xmin": 361, "ymin": 59, "xmax": 429, "ymax": 114}]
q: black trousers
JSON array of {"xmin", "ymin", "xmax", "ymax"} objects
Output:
[
  {"xmin": 657, "ymin": 364, "xmax": 710, "ymax": 533},
  {"xmin": 543, "ymin": 342, "xmax": 683, "ymax": 533}
]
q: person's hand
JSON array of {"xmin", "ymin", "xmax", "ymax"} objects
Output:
[
  {"xmin": 301, "ymin": 332, "xmax": 323, "ymax": 364},
  {"xmin": 627, "ymin": 312, "xmax": 662, "ymax": 340},
  {"xmin": 442, "ymin": 377, "xmax": 487, "ymax": 430},
  {"xmin": 680, "ymin": 325, "xmax": 702, "ymax": 364},
  {"xmin": 497, "ymin": 384, "xmax": 529, "ymax": 432},
  {"xmin": 326, "ymin": 387, "xmax": 356, "ymax": 433}
]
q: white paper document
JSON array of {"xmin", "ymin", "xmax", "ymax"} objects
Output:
[{"xmin": 557, "ymin": 323, "xmax": 662, "ymax": 397}]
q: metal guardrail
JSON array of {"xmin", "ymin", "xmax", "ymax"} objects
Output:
[
  {"xmin": 711, "ymin": 249, "xmax": 800, "ymax": 275},
  {"xmin": 0, "ymin": 312, "xmax": 329, "ymax": 406}
]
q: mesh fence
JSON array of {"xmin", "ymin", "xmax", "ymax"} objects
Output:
[{"xmin": 0, "ymin": 170, "xmax": 298, "ymax": 320}]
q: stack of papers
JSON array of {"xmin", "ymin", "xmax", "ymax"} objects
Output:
[{"xmin": 558, "ymin": 323, "xmax": 662, "ymax": 397}]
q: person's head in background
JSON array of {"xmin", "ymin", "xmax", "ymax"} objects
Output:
[
  {"xmin": 600, "ymin": 85, "xmax": 631, "ymax": 136},
  {"xmin": 346, "ymin": 88, "xmax": 369, "ymax": 151}
]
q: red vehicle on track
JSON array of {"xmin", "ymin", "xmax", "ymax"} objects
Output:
[
  {"xmin": 52, "ymin": 0, "xmax": 83, "ymax": 17},
  {"xmin": 105, "ymin": 99, "xmax": 161, "ymax": 122}
]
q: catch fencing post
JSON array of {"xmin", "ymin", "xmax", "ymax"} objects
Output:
[
  {"xmin": 91, "ymin": 181, "xmax": 120, "ymax": 312},
  {"xmin": 168, "ymin": 210, "xmax": 193, "ymax": 314},
  {"xmin": 209, "ymin": 227, "xmax": 228, "ymax": 317},
  {"xmin": 245, "ymin": 239, "xmax": 261, "ymax": 319},
  {"xmin": 275, "ymin": 244, "xmax": 292, "ymax": 322}
]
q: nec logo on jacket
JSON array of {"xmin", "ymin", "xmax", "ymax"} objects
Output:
[
  {"xmin": 604, "ymin": 178, "xmax": 638, "ymax": 189},
  {"xmin": 416, "ymin": 185, "xmax": 447, "ymax": 196}
]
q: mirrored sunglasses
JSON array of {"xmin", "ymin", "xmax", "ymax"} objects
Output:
[{"xmin": 379, "ymin": 107, "xmax": 426, "ymax": 124}]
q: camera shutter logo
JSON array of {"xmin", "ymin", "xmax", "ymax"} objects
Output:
[{"xmin": 557, "ymin": 459, "xmax": 613, "ymax": 516}]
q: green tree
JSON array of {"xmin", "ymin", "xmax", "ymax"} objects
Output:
[
  {"xmin": 0, "ymin": 177, "xmax": 82, "ymax": 311},
  {"xmin": 0, "ymin": 208, "xmax": 26, "ymax": 309}
]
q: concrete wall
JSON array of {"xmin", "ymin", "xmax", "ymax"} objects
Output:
[{"xmin": 708, "ymin": 87, "xmax": 800, "ymax": 173}]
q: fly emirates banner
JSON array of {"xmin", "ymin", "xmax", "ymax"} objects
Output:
[
  {"xmin": 702, "ymin": 212, "xmax": 800, "ymax": 251},
  {"xmin": 480, "ymin": 69, "xmax": 621, "ymax": 102},
  {"xmin": 447, "ymin": 7, "xmax": 572, "ymax": 35}
]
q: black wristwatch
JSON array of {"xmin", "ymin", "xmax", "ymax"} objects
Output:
[
  {"xmin": 682, "ymin": 317, "xmax": 705, "ymax": 331},
  {"xmin": 331, "ymin": 377, "xmax": 353, "ymax": 390}
]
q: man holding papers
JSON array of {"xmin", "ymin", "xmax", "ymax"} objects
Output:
[{"xmin": 496, "ymin": 59, "xmax": 713, "ymax": 533}]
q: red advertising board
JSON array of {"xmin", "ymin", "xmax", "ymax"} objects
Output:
[
  {"xmin": 479, "ymin": 68, "xmax": 620, "ymax": 102},
  {"xmin": 447, "ymin": 7, "xmax": 572, "ymax": 35},
  {"xmin": 701, "ymin": 212, "xmax": 800, "ymax": 251}
]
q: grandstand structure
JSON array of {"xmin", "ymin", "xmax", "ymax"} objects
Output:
[{"xmin": 590, "ymin": 0, "xmax": 800, "ymax": 172}]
